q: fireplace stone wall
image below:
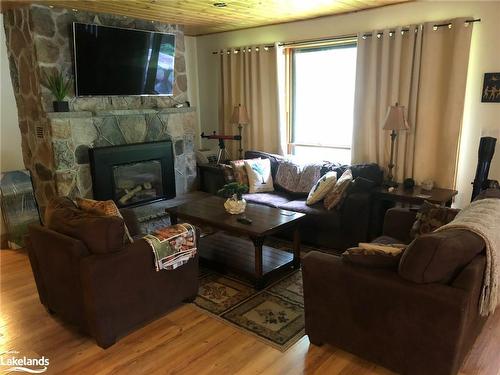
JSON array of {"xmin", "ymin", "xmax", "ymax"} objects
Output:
[
  {"xmin": 48, "ymin": 108, "xmax": 197, "ymax": 200},
  {"xmin": 3, "ymin": 4, "xmax": 197, "ymax": 213}
]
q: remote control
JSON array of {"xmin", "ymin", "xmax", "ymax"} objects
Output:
[{"xmin": 237, "ymin": 217, "xmax": 252, "ymax": 225}]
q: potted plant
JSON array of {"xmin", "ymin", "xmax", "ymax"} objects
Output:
[
  {"xmin": 217, "ymin": 182, "xmax": 248, "ymax": 214},
  {"xmin": 44, "ymin": 71, "xmax": 72, "ymax": 112}
]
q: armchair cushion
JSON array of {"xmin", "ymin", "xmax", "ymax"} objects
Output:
[
  {"xmin": 399, "ymin": 229, "xmax": 485, "ymax": 284},
  {"xmin": 47, "ymin": 207, "xmax": 125, "ymax": 254}
]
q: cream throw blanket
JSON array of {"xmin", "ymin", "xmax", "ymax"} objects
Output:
[{"xmin": 435, "ymin": 198, "xmax": 500, "ymax": 316}]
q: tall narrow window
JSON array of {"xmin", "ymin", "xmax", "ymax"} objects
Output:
[{"xmin": 287, "ymin": 42, "xmax": 357, "ymax": 164}]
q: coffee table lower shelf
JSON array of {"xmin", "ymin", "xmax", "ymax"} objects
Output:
[{"xmin": 199, "ymin": 232, "xmax": 296, "ymax": 289}]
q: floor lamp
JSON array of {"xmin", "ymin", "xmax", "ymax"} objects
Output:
[
  {"xmin": 382, "ymin": 103, "xmax": 409, "ymax": 187},
  {"xmin": 231, "ymin": 104, "xmax": 250, "ymax": 159}
]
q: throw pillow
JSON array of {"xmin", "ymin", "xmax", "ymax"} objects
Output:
[
  {"xmin": 244, "ymin": 158, "xmax": 274, "ymax": 193},
  {"xmin": 342, "ymin": 243, "xmax": 405, "ymax": 269},
  {"xmin": 230, "ymin": 159, "xmax": 252, "ymax": 186},
  {"xmin": 410, "ymin": 201, "xmax": 459, "ymax": 239},
  {"xmin": 324, "ymin": 169, "xmax": 353, "ymax": 210},
  {"xmin": 306, "ymin": 171, "xmax": 337, "ymax": 205},
  {"xmin": 220, "ymin": 164, "xmax": 235, "ymax": 184},
  {"xmin": 76, "ymin": 197, "xmax": 134, "ymax": 243}
]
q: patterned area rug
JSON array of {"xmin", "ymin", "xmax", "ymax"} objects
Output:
[{"xmin": 194, "ymin": 268, "xmax": 305, "ymax": 351}]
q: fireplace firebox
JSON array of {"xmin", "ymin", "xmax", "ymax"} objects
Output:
[{"xmin": 89, "ymin": 141, "xmax": 175, "ymax": 207}]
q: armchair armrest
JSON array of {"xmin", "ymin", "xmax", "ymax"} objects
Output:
[{"xmin": 382, "ymin": 208, "xmax": 417, "ymax": 243}]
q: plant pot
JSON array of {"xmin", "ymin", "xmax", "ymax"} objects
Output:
[
  {"xmin": 224, "ymin": 195, "xmax": 246, "ymax": 215},
  {"xmin": 53, "ymin": 101, "xmax": 69, "ymax": 112}
]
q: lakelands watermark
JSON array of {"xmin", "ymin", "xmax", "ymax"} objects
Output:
[{"xmin": 0, "ymin": 351, "xmax": 50, "ymax": 373}]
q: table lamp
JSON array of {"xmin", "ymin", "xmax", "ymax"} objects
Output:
[
  {"xmin": 231, "ymin": 104, "xmax": 250, "ymax": 159},
  {"xmin": 382, "ymin": 102, "xmax": 409, "ymax": 187}
]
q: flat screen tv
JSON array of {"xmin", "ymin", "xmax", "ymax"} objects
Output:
[{"xmin": 73, "ymin": 23, "xmax": 175, "ymax": 96}]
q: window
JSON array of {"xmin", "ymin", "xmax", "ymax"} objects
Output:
[{"xmin": 287, "ymin": 42, "xmax": 357, "ymax": 164}]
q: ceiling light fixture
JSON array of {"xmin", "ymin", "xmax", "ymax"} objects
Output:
[{"xmin": 213, "ymin": 2, "xmax": 227, "ymax": 7}]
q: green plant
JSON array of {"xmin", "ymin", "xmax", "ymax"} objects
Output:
[
  {"xmin": 44, "ymin": 71, "xmax": 72, "ymax": 101},
  {"xmin": 217, "ymin": 182, "xmax": 248, "ymax": 200}
]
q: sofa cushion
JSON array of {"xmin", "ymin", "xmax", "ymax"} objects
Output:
[
  {"xmin": 348, "ymin": 177, "xmax": 377, "ymax": 194},
  {"xmin": 243, "ymin": 192, "xmax": 291, "ymax": 208},
  {"xmin": 280, "ymin": 198, "xmax": 336, "ymax": 216},
  {"xmin": 47, "ymin": 207, "xmax": 125, "ymax": 254},
  {"xmin": 410, "ymin": 201, "xmax": 459, "ymax": 239},
  {"xmin": 399, "ymin": 229, "xmax": 485, "ymax": 284},
  {"xmin": 351, "ymin": 163, "xmax": 383, "ymax": 185}
]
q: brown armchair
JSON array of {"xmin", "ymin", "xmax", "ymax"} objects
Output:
[
  {"xmin": 302, "ymin": 207, "xmax": 488, "ymax": 375},
  {"xmin": 26, "ymin": 207, "xmax": 198, "ymax": 349}
]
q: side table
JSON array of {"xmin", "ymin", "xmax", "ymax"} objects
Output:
[{"xmin": 374, "ymin": 185, "xmax": 458, "ymax": 207}]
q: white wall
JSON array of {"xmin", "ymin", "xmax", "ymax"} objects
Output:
[{"xmin": 193, "ymin": 1, "xmax": 500, "ymax": 207}]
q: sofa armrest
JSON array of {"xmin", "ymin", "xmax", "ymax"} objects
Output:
[
  {"xmin": 80, "ymin": 236, "xmax": 199, "ymax": 347},
  {"xmin": 339, "ymin": 192, "xmax": 372, "ymax": 246},
  {"xmin": 302, "ymin": 251, "xmax": 471, "ymax": 375},
  {"xmin": 382, "ymin": 208, "xmax": 417, "ymax": 243}
]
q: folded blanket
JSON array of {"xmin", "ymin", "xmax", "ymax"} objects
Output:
[
  {"xmin": 436, "ymin": 198, "xmax": 500, "ymax": 316},
  {"xmin": 143, "ymin": 223, "xmax": 197, "ymax": 271}
]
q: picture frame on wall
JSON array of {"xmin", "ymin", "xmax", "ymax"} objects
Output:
[{"xmin": 481, "ymin": 73, "xmax": 500, "ymax": 103}]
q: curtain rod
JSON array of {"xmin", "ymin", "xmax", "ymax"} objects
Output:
[{"xmin": 211, "ymin": 18, "xmax": 480, "ymax": 54}]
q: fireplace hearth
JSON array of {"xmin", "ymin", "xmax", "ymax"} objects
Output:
[{"xmin": 89, "ymin": 141, "xmax": 176, "ymax": 208}]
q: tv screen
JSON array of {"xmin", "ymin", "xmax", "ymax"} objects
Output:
[{"xmin": 73, "ymin": 23, "xmax": 175, "ymax": 96}]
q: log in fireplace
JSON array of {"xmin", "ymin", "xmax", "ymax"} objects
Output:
[{"xmin": 89, "ymin": 141, "xmax": 176, "ymax": 208}]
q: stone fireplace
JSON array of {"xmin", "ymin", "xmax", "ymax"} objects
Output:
[{"xmin": 3, "ymin": 4, "xmax": 198, "ymax": 215}]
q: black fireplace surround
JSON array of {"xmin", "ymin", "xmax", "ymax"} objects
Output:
[{"xmin": 89, "ymin": 141, "xmax": 176, "ymax": 208}]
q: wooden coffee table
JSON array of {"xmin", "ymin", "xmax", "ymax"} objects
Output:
[{"xmin": 166, "ymin": 196, "xmax": 305, "ymax": 289}]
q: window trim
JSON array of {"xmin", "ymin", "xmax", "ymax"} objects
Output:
[{"xmin": 285, "ymin": 39, "xmax": 357, "ymax": 157}]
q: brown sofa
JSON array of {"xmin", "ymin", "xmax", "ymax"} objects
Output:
[
  {"xmin": 26, "ymin": 201, "xmax": 198, "ymax": 348},
  {"xmin": 302, "ymin": 207, "xmax": 488, "ymax": 375},
  {"xmin": 239, "ymin": 150, "xmax": 384, "ymax": 251}
]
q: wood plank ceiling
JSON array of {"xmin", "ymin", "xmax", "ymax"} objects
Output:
[{"xmin": 35, "ymin": 0, "xmax": 411, "ymax": 36}]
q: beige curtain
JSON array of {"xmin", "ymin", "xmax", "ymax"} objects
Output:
[
  {"xmin": 352, "ymin": 18, "xmax": 473, "ymax": 188},
  {"xmin": 219, "ymin": 45, "xmax": 280, "ymax": 158}
]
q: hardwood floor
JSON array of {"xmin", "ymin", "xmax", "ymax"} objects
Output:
[{"xmin": 1, "ymin": 249, "xmax": 499, "ymax": 375}]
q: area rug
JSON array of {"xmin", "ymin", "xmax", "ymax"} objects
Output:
[{"xmin": 194, "ymin": 268, "xmax": 305, "ymax": 351}]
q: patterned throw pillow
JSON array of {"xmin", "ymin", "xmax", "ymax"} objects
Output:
[
  {"xmin": 244, "ymin": 158, "xmax": 274, "ymax": 193},
  {"xmin": 342, "ymin": 243, "xmax": 405, "ymax": 269},
  {"xmin": 76, "ymin": 197, "xmax": 134, "ymax": 243},
  {"xmin": 306, "ymin": 171, "xmax": 337, "ymax": 205},
  {"xmin": 410, "ymin": 201, "xmax": 459, "ymax": 239},
  {"xmin": 230, "ymin": 159, "xmax": 252, "ymax": 186},
  {"xmin": 324, "ymin": 169, "xmax": 353, "ymax": 210}
]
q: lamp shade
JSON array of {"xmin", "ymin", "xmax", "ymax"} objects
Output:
[
  {"xmin": 231, "ymin": 104, "xmax": 250, "ymax": 125},
  {"xmin": 382, "ymin": 103, "xmax": 409, "ymax": 131}
]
